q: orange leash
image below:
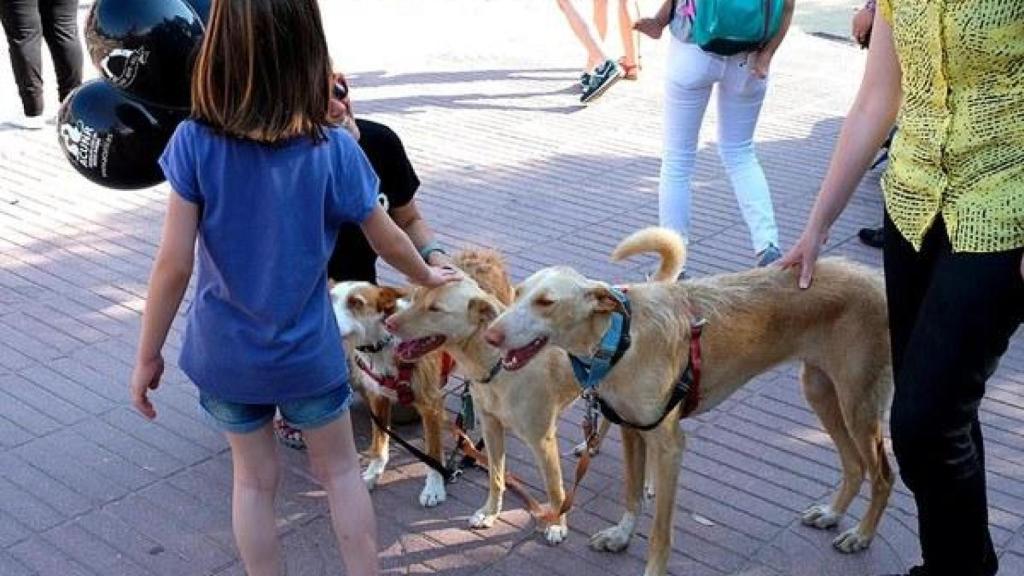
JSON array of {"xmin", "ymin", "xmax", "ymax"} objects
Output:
[
  {"xmin": 450, "ymin": 414, "xmax": 599, "ymax": 525},
  {"xmin": 450, "ymin": 423, "xmax": 551, "ymax": 519}
]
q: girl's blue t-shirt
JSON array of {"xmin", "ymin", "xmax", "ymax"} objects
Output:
[{"xmin": 159, "ymin": 121, "xmax": 379, "ymax": 404}]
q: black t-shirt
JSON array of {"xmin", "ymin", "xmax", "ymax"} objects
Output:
[{"xmin": 327, "ymin": 118, "xmax": 420, "ymax": 283}]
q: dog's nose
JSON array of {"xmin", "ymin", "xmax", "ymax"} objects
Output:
[
  {"xmin": 483, "ymin": 327, "xmax": 505, "ymax": 347},
  {"xmin": 383, "ymin": 315, "xmax": 398, "ymax": 333}
]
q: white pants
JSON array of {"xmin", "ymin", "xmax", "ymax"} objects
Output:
[{"xmin": 658, "ymin": 38, "xmax": 779, "ymax": 254}]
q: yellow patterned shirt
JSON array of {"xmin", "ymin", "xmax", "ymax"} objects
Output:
[{"xmin": 878, "ymin": 0, "xmax": 1024, "ymax": 253}]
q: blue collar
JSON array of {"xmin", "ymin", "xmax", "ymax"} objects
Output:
[{"xmin": 568, "ymin": 287, "xmax": 632, "ymax": 391}]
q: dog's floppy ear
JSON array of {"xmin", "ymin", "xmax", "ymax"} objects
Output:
[
  {"xmin": 468, "ymin": 297, "xmax": 498, "ymax": 326},
  {"xmin": 588, "ymin": 286, "xmax": 626, "ymax": 315},
  {"xmin": 346, "ymin": 293, "xmax": 367, "ymax": 312},
  {"xmin": 377, "ymin": 286, "xmax": 410, "ymax": 315}
]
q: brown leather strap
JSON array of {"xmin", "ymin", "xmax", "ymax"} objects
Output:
[
  {"xmin": 544, "ymin": 414, "xmax": 598, "ymax": 518},
  {"xmin": 450, "ymin": 423, "xmax": 552, "ymax": 519}
]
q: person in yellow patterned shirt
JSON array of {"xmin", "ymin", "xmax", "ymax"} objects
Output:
[{"xmin": 780, "ymin": 1, "xmax": 1024, "ymax": 575}]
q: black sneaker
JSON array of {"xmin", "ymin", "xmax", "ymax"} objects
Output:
[
  {"xmin": 858, "ymin": 226, "xmax": 884, "ymax": 249},
  {"xmin": 580, "ymin": 59, "xmax": 622, "ymax": 104},
  {"xmin": 756, "ymin": 244, "xmax": 782, "ymax": 267},
  {"xmin": 577, "ymin": 72, "xmax": 592, "ymax": 92}
]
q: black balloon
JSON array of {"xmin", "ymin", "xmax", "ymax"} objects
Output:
[
  {"xmin": 183, "ymin": 0, "xmax": 211, "ymax": 24},
  {"xmin": 57, "ymin": 80, "xmax": 187, "ymax": 190},
  {"xmin": 85, "ymin": 0, "xmax": 205, "ymax": 109}
]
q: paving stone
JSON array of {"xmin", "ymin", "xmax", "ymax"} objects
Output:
[
  {"xmin": 0, "ymin": 452, "xmax": 93, "ymax": 520},
  {"xmin": 8, "ymin": 536, "xmax": 93, "ymax": 576}
]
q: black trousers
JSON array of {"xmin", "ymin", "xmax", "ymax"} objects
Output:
[
  {"xmin": 0, "ymin": 0, "xmax": 83, "ymax": 116},
  {"xmin": 884, "ymin": 213, "xmax": 1024, "ymax": 576}
]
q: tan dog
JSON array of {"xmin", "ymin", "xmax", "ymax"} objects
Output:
[
  {"xmin": 330, "ymin": 282, "xmax": 450, "ymax": 508},
  {"xmin": 484, "ymin": 228, "xmax": 894, "ymax": 576},
  {"xmin": 384, "ymin": 250, "xmax": 581, "ymax": 544}
]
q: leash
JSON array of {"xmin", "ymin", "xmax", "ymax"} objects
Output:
[
  {"xmin": 369, "ymin": 409, "xmax": 462, "ymax": 484},
  {"xmin": 449, "ymin": 360, "xmax": 557, "ymax": 520},
  {"xmin": 363, "ymin": 351, "xmax": 467, "ymax": 484},
  {"xmin": 543, "ymin": 392, "xmax": 600, "ymax": 522}
]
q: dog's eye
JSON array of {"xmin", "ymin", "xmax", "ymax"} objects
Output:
[
  {"xmin": 534, "ymin": 297, "xmax": 554, "ymax": 308},
  {"xmin": 428, "ymin": 304, "xmax": 442, "ymax": 313}
]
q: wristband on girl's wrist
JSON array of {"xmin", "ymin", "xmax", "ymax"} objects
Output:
[{"xmin": 419, "ymin": 241, "xmax": 448, "ymax": 262}]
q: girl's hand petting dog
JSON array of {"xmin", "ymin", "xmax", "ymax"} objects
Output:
[
  {"xmin": 417, "ymin": 265, "xmax": 463, "ymax": 289},
  {"xmin": 131, "ymin": 354, "xmax": 164, "ymax": 420}
]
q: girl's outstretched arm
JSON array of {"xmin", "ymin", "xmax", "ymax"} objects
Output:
[
  {"xmin": 360, "ymin": 205, "xmax": 460, "ymax": 287},
  {"xmin": 131, "ymin": 192, "xmax": 199, "ymax": 419}
]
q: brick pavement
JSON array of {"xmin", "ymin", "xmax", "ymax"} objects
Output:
[{"xmin": 1, "ymin": 1, "xmax": 1023, "ymax": 575}]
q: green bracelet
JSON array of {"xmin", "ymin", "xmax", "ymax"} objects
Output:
[{"xmin": 419, "ymin": 241, "xmax": 447, "ymax": 262}]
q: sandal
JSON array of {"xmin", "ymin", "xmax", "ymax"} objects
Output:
[
  {"xmin": 618, "ymin": 57, "xmax": 641, "ymax": 81},
  {"xmin": 274, "ymin": 417, "xmax": 307, "ymax": 451}
]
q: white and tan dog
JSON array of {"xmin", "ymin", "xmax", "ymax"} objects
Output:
[
  {"xmin": 384, "ymin": 250, "xmax": 581, "ymax": 544},
  {"xmin": 484, "ymin": 228, "xmax": 894, "ymax": 576},
  {"xmin": 330, "ymin": 282, "xmax": 451, "ymax": 508}
]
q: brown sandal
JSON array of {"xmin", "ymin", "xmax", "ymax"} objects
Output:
[
  {"xmin": 274, "ymin": 417, "xmax": 306, "ymax": 451},
  {"xmin": 618, "ymin": 57, "xmax": 641, "ymax": 81}
]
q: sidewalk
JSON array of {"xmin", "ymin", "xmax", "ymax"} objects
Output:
[{"xmin": 2, "ymin": 1, "xmax": 1023, "ymax": 575}]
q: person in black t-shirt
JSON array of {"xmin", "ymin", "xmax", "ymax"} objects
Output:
[
  {"xmin": 328, "ymin": 117, "xmax": 451, "ymax": 281},
  {"xmin": 275, "ymin": 73, "xmax": 452, "ymax": 450}
]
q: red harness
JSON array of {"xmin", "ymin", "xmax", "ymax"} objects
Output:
[
  {"xmin": 355, "ymin": 353, "xmax": 456, "ymax": 406},
  {"xmin": 680, "ymin": 320, "xmax": 704, "ymax": 418}
]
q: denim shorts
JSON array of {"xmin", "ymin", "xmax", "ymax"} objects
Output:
[{"xmin": 198, "ymin": 384, "xmax": 353, "ymax": 435}]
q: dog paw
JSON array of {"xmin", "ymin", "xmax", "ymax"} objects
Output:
[
  {"xmin": 590, "ymin": 525, "xmax": 631, "ymax": 553},
  {"xmin": 833, "ymin": 527, "xmax": 872, "ymax": 553},
  {"xmin": 469, "ymin": 508, "xmax": 498, "ymax": 529},
  {"xmin": 544, "ymin": 524, "xmax": 568, "ymax": 545},
  {"xmin": 801, "ymin": 504, "xmax": 841, "ymax": 529},
  {"xmin": 419, "ymin": 471, "xmax": 447, "ymax": 508},
  {"xmin": 362, "ymin": 457, "xmax": 388, "ymax": 490},
  {"xmin": 643, "ymin": 481, "xmax": 655, "ymax": 501}
]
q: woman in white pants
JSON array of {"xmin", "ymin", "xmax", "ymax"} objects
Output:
[{"xmin": 652, "ymin": 1, "xmax": 794, "ymax": 267}]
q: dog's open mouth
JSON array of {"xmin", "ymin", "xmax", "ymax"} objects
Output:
[
  {"xmin": 501, "ymin": 336, "xmax": 549, "ymax": 371},
  {"xmin": 395, "ymin": 335, "xmax": 446, "ymax": 361}
]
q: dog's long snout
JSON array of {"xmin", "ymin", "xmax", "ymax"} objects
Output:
[{"xmin": 483, "ymin": 327, "xmax": 505, "ymax": 347}]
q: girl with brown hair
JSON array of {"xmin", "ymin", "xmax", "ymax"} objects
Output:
[{"xmin": 128, "ymin": 1, "xmax": 458, "ymax": 574}]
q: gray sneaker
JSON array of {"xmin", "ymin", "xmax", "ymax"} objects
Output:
[
  {"xmin": 756, "ymin": 244, "xmax": 782, "ymax": 267},
  {"xmin": 580, "ymin": 59, "xmax": 622, "ymax": 104}
]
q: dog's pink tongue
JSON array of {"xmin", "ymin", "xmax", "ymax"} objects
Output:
[{"xmin": 396, "ymin": 340, "xmax": 416, "ymax": 359}]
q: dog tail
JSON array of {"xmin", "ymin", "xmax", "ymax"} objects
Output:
[{"xmin": 611, "ymin": 227, "xmax": 687, "ymax": 282}]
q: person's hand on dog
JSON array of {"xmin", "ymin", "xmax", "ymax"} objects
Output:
[
  {"xmin": 415, "ymin": 265, "xmax": 463, "ymax": 289},
  {"xmin": 779, "ymin": 225, "xmax": 829, "ymax": 289},
  {"xmin": 426, "ymin": 249, "xmax": 454, "ymax": 269},
  {"xmin": 130, "ymin": 354, "xmax": 164, "ymax": 420}
]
